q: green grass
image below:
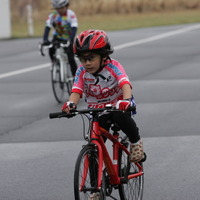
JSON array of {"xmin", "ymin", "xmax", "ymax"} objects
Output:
[{"xmin": 12, "ymin": 9, "xmax": 200, "ymax": 38}]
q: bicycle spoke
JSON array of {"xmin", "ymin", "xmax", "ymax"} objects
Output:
[
  {"xmin": 74, "ymin": 145, "xmax": 106, "ymax": 200},
  {"xmin": 118, "ymin": 139, "xmax": 144, "ymax": 200}
]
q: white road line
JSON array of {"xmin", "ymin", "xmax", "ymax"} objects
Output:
[
  {"xmin": 1, "ymin": 24, "xmax": 200, "ymax": 79},
  {"xmin": 114, "ymin": 23, "xmax": 200, "ymax": 50},
  {"xmin": 0, "ymin": 63, "xmax": 50, "ymax": 79}
]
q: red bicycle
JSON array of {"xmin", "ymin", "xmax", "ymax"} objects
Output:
[{"xmin": 49, "ymin": 105, "xmax": 146, "ymax": 200}]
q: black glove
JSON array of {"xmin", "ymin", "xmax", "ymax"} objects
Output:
[{"xmin": 42, "ymin": 40, "xmax": 50, "ymax": 46}]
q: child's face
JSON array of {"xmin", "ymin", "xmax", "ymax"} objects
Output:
[
  {"xmin": 55, "ymin": 6, "xmax": 67, "ymax": 16},
  {"xmin": 79, "ymin": 53, "xmax": 104, "ymax": 74}
]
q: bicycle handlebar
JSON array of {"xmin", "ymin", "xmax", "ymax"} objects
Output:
[
  {"xmin": 39, "ymin": 40, "xmax": 70, "ymax": 56},
  {"xmin": 49, "ymin": 106, "xmax": 136, "ymax": 119},
  {"xmin": 38, "ymin": 43, "xmax": 52, "ymax": 56}
]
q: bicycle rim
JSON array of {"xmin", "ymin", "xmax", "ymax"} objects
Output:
[
  {"xmin": 74, "ymin": 145, "xmax": 106, "ymax": 200},
  {"xmin": 118, "ymin": 141, "xmax": 144, "ymax": 200},
  {"xmin": 51, "ymin": 61, "xmax": 68, "ymax": 103}
]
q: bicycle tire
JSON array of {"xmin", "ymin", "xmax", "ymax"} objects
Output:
[
  {"xmin": 74, "ymin": 145, "xmax": 106, "ymax": 200},
  {"xmin": 51, "ymin": 60, "xmax": 68, "ymax": 103},
  {"xmin": 65, "ymin": 61, "xmax": 73, "ymax": 96},
  {"xmin": 118, "ymin": 137, "xmax": 144, "ymax": 200}
]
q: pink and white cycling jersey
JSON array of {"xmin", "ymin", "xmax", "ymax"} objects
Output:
[{"xmin": 72, "ymin": 59, "xmax": 132, "ymax": 108}]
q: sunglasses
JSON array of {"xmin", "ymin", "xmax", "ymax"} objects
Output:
[{"xmin": 78, "ymin": 54, "xmax": 98, "ymax": 63}]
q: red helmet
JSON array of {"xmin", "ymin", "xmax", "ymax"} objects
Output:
[{"xmin": 73, "ymin": 29, "xmax": 113, "ymax": 56}]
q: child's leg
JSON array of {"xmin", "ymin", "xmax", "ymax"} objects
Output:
[
  {"xmin": 112, "ymin": 111, "xmax": 144, "ymax": 162},
  {"xmin": 98, "ymin": 113, "xmax": 112, "ymax": 142},
  {"xmin": 112, "ymin": 111, "xmax": 140, "ymax": 143}
]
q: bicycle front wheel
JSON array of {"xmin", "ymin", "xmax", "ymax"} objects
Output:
[
  {"xmin": 74, "ymin": 145, "xmax": 106, "ymax": 200},
  {"xmin": 51, "ymin": 60, "xmax": 68, "ymax": 103},
  {"xmin": 118, "ymin": 139, "xmax": 144, "ymax": 200},
  {"xmin": 65, "ymin": 62, "xmax": 73, "ymax": 96}
]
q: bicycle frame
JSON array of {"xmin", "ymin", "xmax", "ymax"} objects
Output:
[
  {"xmin": 39, "ymin": 41, "xmax": 71, "ymax": 83},
  {"xmin": 55, "ymin": 43, "xmax": 69, "ymax": 83},
  {"xmin": 80, "ymin": 118, "xmax": 144, "ymax": 190}
]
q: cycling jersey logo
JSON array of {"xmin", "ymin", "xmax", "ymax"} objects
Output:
[
  {"xmin": 74, "ymin": 67, "xmax": 85, "ymax": 84},
  {"xmin": 89, "ymin": 85, "xmax": 101, "ymax": 96},
  {"xmin": 108, "ymin": 64, "xmax": 123, "ymax": 76},
  {"xmin": 86, "ymin": 84, "xmax": 120, "ymax": 99},
  {"xmin": 106, "ymin": 75, "xmax": 112, "ymax": 82},
  {"xmin": 84, "ymin": 78, "xmax": 95, "ymax": 82}
]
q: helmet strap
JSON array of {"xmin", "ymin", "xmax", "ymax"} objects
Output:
[{"xmin": 92, "ymin": 56, "xmax": 106, "ymax": 77}]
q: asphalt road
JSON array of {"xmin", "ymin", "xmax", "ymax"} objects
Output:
[{"xmin": 0, "ymin": 23, "xmax": 200, "ymax": 200}]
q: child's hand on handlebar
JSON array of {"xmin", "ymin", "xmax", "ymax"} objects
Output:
[
  {"xmin": 116, "ymin": 99, "xmax": 136, "ymax": 111},
  {"xmin": 42, "ymin": 40, "xmax": 50, "ymax": 46},
  {"xmin": 62, "ymin": 101, "xmax": 76, "ymax": 113},
  {"xmin": 116, "ymin": 100, "xmax": 131, "ymax": 111}
]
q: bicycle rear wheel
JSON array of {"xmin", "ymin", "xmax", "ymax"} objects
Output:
[
  {"xmin": 51, "ymin": 60, "xmax": 68, "ymax": 103},
  {"xmin": 74, "ymin": 145, "xmax": 106, "ymax": 200},
  {"xmin": 118, "ymin": 138, "xmax": 144, "ymax": 200}
]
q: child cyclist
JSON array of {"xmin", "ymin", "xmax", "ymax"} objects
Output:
[
  {"xmin": 42, "ymin": 0, "xmax": 78, "ymax": 76},
  {"xmin": 62, "ymin": 30, "xmax": 144, "ymax": 198}
]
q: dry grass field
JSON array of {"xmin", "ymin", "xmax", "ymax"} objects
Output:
[
  {"xmin": 11, "ymin": 0, "xmax": 200, "ymax": 38},
  {"xmin": 72, "ymin": 0, "xmax": 200, "ymax": 14}
]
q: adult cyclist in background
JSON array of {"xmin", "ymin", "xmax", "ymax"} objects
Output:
[{"xmin": 42, "ymin": 0, "xmax": 78, "ymax": 76}]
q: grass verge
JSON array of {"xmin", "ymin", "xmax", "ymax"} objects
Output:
[{"xmin": 12, "ymin": 9, "xmax": 200, "ymax": 38}]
